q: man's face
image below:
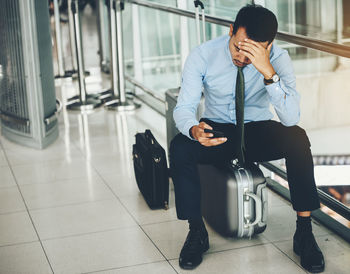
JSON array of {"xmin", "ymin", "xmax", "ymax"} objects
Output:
[{"xmin": 229, "ymin": 26, "xmax": 269, "ymax": 67}]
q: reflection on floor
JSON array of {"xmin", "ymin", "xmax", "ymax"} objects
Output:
[{"xmin": 0, "ymin": 76, "xmax": 349, "ymax": 273}]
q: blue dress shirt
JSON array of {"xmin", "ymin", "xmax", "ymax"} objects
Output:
[{"xmin": 173, "ymin": 35, "xmax": 301, "ymax": 139}]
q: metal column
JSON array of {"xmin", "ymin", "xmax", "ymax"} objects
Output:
[
  {"xmin": 53, "ymin": 0, "xmax": 74, "ymax": 78},
  {"xmin": 67, "ymin": 0, "xmax": 78, "ymax": 74},
  {"xmin": 131, "ymin": 3, "xmax": 143, "ymax": 94},
  {"xmin": 67, "ymin": 0, "xmax": 102, "ymax": 111},
  {"xmin": 97, "ymin": 0, "xmax": 111, "ymax": 73},
  {"xmin": 105, "ymin": 0, "xmax": 140, "ymax": 111}
]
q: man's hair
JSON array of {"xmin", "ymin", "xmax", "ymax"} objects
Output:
[{"xmin": 233, "ymin": 4, "xmax": 278, "ymax": 44}]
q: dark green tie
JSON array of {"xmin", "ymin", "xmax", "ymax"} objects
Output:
[{"xmin": 235, "ymin": 66, "xmax": 246, "ymax": 165}]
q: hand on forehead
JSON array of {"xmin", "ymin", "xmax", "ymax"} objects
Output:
[
  {"xmin": 230, "ymin": 26, "xmax": 270, "ymax": 49},
  {"xmin": 239, "ymin": 39, "xmax": 270, "ymax": 51}
]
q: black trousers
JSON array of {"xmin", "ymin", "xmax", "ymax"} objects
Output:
[{"xmin": 169, "ymin": 119, "xmax": 320, "ymax": 220}]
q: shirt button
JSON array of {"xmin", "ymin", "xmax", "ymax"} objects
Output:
[{"xmin": 275, "ymin": 87, "xmax": 279, "ymax": 90}]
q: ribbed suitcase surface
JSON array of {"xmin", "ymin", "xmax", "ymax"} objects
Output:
[
  {"xmin": 199, "ymin": 161, "xmax": 268, "ymax": 238},
  {"xmin": 133, "ymin": 130, "xmax": 169, "ymax": 209}
]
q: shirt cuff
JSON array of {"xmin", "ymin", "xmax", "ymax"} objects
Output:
[
  {"xmin": 182, "ymin": 119, "xmax": 199, "ymax": 140},
  {"xmin": 264, "ymin": 81, "xmax": 287, "ymax": 105}
]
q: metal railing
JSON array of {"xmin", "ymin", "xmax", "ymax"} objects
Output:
[{"xmin": 126, "ymin": 0, "xmax": 350, "ymax": 58}]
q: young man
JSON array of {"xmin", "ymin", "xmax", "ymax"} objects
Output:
[{"xmin": 170, "ymin": 4, "xmax": 325, "ymax": 273}]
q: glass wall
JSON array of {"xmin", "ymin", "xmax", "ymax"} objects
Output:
[{"xmin": 267, "ymin": 46, "xmax": 350, "ymax": 228}]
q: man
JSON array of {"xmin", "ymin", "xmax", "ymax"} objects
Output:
[{"xmin": 170, "ymin": 4, "xmax": 325, "ymax": 273}]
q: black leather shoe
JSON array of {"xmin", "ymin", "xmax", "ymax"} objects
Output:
[
  {"xmin": 293, "ymin": 231, "xmax": 325, "ymax": 273},
  {"xmin": 179, "ymin": 227, "xmax": 209, "ymax": 270}
]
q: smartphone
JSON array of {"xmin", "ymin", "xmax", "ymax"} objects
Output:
[{"xmin": 204, "ymin": 128, "xmax": 225, "ymax": 138}]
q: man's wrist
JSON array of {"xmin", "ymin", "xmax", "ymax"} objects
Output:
[{"xmin": 262, "ymin": 64, "xmax": 276, "ymax": 80}]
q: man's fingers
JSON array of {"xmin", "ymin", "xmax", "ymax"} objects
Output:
[
  {"xmin": 244, "ymin": 38, "xmax": 263, "ymax": 49},
  {"xmin": 239, "ymin": 50, "xmax": 255, "ymax": 62},
  {"xmin": 200, "ymin": 137, "xmax": 227, "ymax": 147},
  {"xmin": 238, "ymin": 45, "xmax": 257, "ymax": 56},
  {"xmin": 239, "ymin": 41, "xmax": 259, "ymax": 52},
  {"xmin": 198, "ymin": 122, "xmax": 212, "ymax": 130},
  {"xmin": 198, "ymin": 132, "xmax": 213, "ymax": 139},
  {"xmin": 198, "ymin": 136, "xmax": 210, "ymax": 144}
]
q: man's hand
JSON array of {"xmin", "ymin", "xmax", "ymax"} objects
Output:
[
  {"xmin": 238, "ymin": 39, "xmax": 276, "ymax": 79},
  {"xmin": 191, "ymin": 122, "xmax": 227, "ymax": 147}
]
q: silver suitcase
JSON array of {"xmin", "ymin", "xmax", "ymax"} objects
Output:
[{"xmin": 198, "ymin": 161, "xmax": 268, "ymax": 238}]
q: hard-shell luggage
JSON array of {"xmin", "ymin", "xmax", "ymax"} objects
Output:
[
  {"xmin": 198, "ymin": 161, "xmax": 268, "ymax": 237},
  {"xmin": 132, "ymin": 129, "xmax": 169, "ymax": 209}
]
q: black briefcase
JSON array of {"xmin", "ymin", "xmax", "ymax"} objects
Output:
[{"xmin": 132, "ymin": 129, "xmax": 169, "ymax": 209}]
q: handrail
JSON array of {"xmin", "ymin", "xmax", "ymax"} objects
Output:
[
  {"xmin": 125, "ymin": 74, "xmax": 166, "ymax": 103},
  {"xmin": 126, "ymin": 0, "xmax": 350, "ymax": 59}
]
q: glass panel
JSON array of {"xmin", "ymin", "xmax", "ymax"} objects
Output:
[
  {"xmin": 145, "ymin": 0, "xmax": 253, "ymax": 18},
  {"xmin": 123, "ymin": 1, "xmax": 245, "ymax": 97},
  {"xmin": 265, "ymin": 0, "xmax": 350, "ymax": 46},
  {"xmin": 268, "ymin": 45, "xmax": 350, "ymax": 225}
]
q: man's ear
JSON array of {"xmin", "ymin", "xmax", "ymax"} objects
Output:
[{"xmin": 229, "ymin": 24, "xmax": 233, "ymax": 37}]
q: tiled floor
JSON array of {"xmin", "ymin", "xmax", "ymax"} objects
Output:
[{"xmin": 0, "ymin": 84, "xmax": 350, "ymax": 273}]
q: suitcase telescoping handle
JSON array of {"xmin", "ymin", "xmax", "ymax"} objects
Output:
[
  {"xmin": 194, "ymin": 0, "xmax": 206, "ymax": 45},
  {"xmin": 244, "ymin": 192, "xmax": 262, "ymax": 227}
]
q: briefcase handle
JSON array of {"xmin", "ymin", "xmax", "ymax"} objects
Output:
[
  {"xmin": 244, "ymin": 192, "xmax": 262, "ymax": 227},
  {"xmin": 145, "ymin": 129, "xmax": 157, "ymax": 145}
]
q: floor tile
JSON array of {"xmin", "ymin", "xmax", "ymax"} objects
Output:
[
  {"xmin": 268, "ymin": 188, "xmax": 290, "ymax": 207},
  {"xmin": 11, "ymin": 158, "xmax": 98, "ymax": 185},
  {"xmin": 0, "ymin": 149, "xmax": 8, "ymax": 166},
  {"xmin": 274, "ymin": 234, "xmax": 350, "ymax": 274},
  {"xmin": 89, "ymin": 261, "xmax": 176, "ymax": 274},
  {"xmin": 43, "ymin": 227, "xmax": 164, "ymax": 274},
  {"xmin": 78, "ymin": 135, "xmax": 133, "ymax": 160},
  {"xmin": 263, "ymin": 205, "xmax": 332, "ymax": 242},
  {"xmin": 0, "ymin": 166, "xmax": 17, "ymax": 188},
  {"xmin": 0, "ymin": 187, "xmax": 26, "ymax": 214},
  {"xmin": 31, "ymin": 199, "xmax": 137, "ymax": 240},
  {"xmin": 0, "ymin": 212, "xmax": 38, "ymax": 246},
  {"xmin": 118, "ymin": 190, "xmax": 178, "ymax": 225},
  {"xmin": 88, "ymin": 154, "xmax": 133, "ymax": 175},
  {"xmin": 169, "ymin": 243, "xmax": 306, "ymax": 274},
  {"xmin": 0, "ymin": 242, "xmax": 52, "ymax": 274},
  {"xmin": 100, "ymin": 171, "xmax": 140, "ymax": 197},
  {"xmin": 3, "ymin": 137, "xmax": 83, "ymax": 166},
  {"xmin": 142, "ymin": 219, "xmax": 269, "ymax": 260},
  {"xmin": 20, "ymin": 177, "xmax": 115, "ymax": 210}
]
